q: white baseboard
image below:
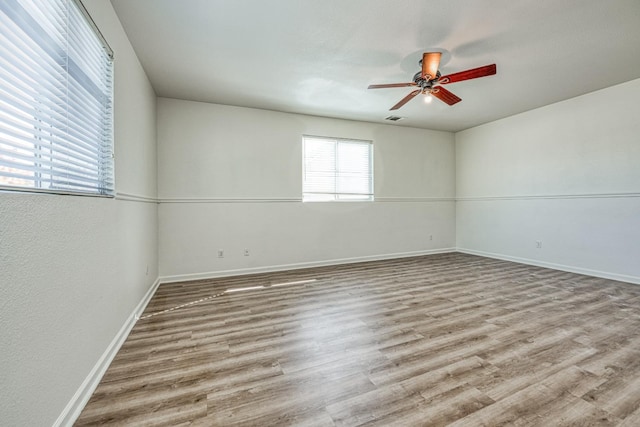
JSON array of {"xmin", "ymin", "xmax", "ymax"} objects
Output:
[
  {"xmin": 457, "ymin": 248, "xmax": 640, "ymax": 285},
  {"xmin": 159, "ymin": 248, "xmax": 457, "ymax": 284},
  {"xmin": 54, "ymin": 277, "xmax": 161, "ymax": 427}
]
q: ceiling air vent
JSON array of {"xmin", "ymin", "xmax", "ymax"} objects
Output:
[{"xmin": 385, "ymin": 115, "xmax": 405, "ymax": 122}]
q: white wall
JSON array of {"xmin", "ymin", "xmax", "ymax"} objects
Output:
[
  {"xmin": 456, "ymin": 78, "xmax": 640, "ymax": 283},
  {"xmin": 0, "ymin": 1, "xmax": 158, "ymax": 425},
  {"xmin": 157, "ymin": 99, "xmax": 456, "ymax": 280}
]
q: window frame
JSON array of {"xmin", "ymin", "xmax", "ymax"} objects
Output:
[
  {"xmin": 302, "ymin": 135, "xmax": 374, "ymax": 202},
  {"xmin": 0, "ymin": 0, "xmax": 115, "ymax": 198}
]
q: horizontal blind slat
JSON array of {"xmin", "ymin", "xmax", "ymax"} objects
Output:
[{"xmin": 0, "ymin": 113, "xmax": 102, "ymax": 162}]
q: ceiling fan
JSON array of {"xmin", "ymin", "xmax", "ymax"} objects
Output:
[{"xmin": 368, "ymin": 52, "xmax": 496, "ymax": 110}]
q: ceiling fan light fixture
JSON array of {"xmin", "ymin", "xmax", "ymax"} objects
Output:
[{"xmin": 368, "ymin": 52, "xmax": 496, "ymax": 110}]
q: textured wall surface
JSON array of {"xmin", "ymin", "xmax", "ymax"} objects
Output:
[
  {"xmin": 0, "ymin": 0, "xmax": 158, "ymax": 425},
  {"xmin": 456, "ymin": 78, "xmax": 640, "ymax": 282},
  {"xmin": 157, "ymin": 99, "xmax": 456, "ymax": 279}
]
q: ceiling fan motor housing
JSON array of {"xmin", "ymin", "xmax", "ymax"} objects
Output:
[{"xmin": 413, "ymin": 70, "xmax": 441, "ymax": 90}]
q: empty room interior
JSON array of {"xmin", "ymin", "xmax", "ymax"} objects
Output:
[{"xmin": 2, "ymin": 0, "xmax": 640, "ymax": 425}]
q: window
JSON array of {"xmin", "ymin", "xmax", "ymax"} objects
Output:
[
  {"xmin": 0, "ymin": 0, "xmax": 114, "ymax": 196},
  {"xmin": 303, "ymin": 135, "xmax": 373, "ymax": 201}
]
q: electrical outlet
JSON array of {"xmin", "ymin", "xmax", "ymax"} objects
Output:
[
  {"xmin": 535, "ymin": 240, "xmax": 542, "ymax": 249},
  {"xmin": 145, "ymin": 265, "xmax": 149, "ymax": 276},
  {"xmin": 429, "ymin": 234, "xmax": 433, "ymax": 241},
  {"xmin": 244, "ymin": 248, "xmax": 250, "ymax": 256},
  {"xmin": 218, "ymin": 249, "xmax": 224, "ymax": 258}
]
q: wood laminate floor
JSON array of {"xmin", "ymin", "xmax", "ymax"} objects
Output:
[{"xmin": 75, "ymin": 253, "xmax": 640, "ymax": 426}]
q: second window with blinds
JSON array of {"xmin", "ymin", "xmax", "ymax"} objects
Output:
[{"xmin": 302, "ymin": 136, "xmax": 373, "ymax": 202}]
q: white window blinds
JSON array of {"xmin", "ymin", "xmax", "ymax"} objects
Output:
[
  {"xmin": 0, "ymin": 0, "xmax": 114, "ymax": 196},
  {"xmin": 303, "ymin": 136, "xmax": 373, "ymax": 201}
]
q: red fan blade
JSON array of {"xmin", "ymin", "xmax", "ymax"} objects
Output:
[
  {"xmin": 438, "ymin": 64, "xmax": 496, "ymax": 84},
  {"xmin": 390, "ymin": 89, "xmax": 421, "ymax": 110},
  {"xmin": 368, "ymin": 82, "xmax": 416, "ymax": 89},
  {"xmin": 422, "ymin": 52, "xmax": 441, "ymax": 80},
  {"xmin": 430, "ymin": 86, "xmax": 462, "ymax": 105}
]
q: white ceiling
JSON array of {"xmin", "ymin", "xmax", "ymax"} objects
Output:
[{"xmin": 110, "ymin": 0, "xmax": 640, "ymax": 132}]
